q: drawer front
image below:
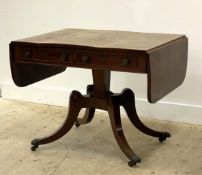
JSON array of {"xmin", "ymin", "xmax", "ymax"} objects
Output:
[
  {"xmin": 76, "ymin": 51, "xmax": 147, "ymax": 73},
  {"xmin": 13, "ymin": 45, "xmax": 74, "ymax": 63}
]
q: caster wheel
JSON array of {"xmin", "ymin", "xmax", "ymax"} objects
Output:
[
  {"xmin": 159, "ymin": 136, "xmax": 166, "ymax": 142},
  {"xmin": 31, "ymin": 139, "xmax": 40, "ymax": 151},
  {"xmin": 128, "ymin": 155, "xmax": 141, "ymax": 167},
  {"xmin": 31, "ymin": 145, "xmax": 38, "ymax": 151},
  {"xmin": 75, "ymin": 121, "xmax": 80, "ymax": 128},
  {"xmin": 159, "ymin": 132, "xmax": 171, "ymax": 142},
  {"xmin": 128, "ymin": 160, "xmax": 136, "ymax": 167}
]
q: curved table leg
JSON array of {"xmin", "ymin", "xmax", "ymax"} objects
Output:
[
  {"xmin": 120, "ymin": 88, "xmax": 171, "ymax": 142},
  {"xmin": 75, "ymin": 108, "xmax": 95, "ymax": 127},
  {"xmin": 108, "ymin": 97, "xmax": 141, "ymax": 167},
  {"xmin": 75, "ymin": 85, "xmax": 95, "ymax": 127},
  {"xmin": 31, "ymin": 91, "xmax": 82, "ymax": 151}
]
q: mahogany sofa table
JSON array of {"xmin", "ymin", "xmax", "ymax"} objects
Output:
[{"xmin": 10, "ymin": 29, "xmax": 188, "ymax": 167}]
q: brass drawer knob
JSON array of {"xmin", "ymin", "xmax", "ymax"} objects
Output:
[
  {"xmin": 81, "ymin": 56, "xmax": 90, "ymax": 63},
  {"xmin": 59, "ymin": 53, "xmax": 68, "ymax": 61},
  {"xmin": 122, "ymin": 58, "xmax": 130, "ymax": 66},
  {"xmin": 24, "ymin": 51, "xmax": 32, "ymax": 58}
]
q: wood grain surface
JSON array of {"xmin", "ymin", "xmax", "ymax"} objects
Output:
[
  {"xmin": 10, "ymin": 29, "xmax": 188, "ymax": 103},
  {"xmin": 16, "ymin": 28, "xmax": 184, "ymax": 51}
]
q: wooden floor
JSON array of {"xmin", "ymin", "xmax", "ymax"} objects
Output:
[{"xmin": 0, "ymin": 99, "xmax": 201, "ymax": 175}]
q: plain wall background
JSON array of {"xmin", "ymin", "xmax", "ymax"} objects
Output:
[{"xmin": 0, "ymin": 0, "xmax": 202, "ymax": 124}]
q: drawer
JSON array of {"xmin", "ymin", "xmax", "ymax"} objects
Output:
[
  {"xmin": 12, "ymin": 45, "xmax": 74, "ymax": 63},
  {"xmin": 76, "ymin": 51, "xmax": 147, "ymax": 73}
]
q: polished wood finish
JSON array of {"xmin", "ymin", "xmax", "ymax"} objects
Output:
[
  {"xmin": 10, "ymin": 29, "xmax": 188, "ymax": 103},
  {"xmin": 10, "ymin": 29, "xmax": 188, "ymax": 166},
  {"xmin": 10, "ymin": 44, "xmax": 67, "ymax": 87},
  {"xmin": 14, "ymin": 29, "xmax": 184, "ymax": 51},
  {"xmin": 31, "ymin": 90, "xmax": 82, "ymax": 146},
  {"xmin": 147, "ymin": 37, "xmax": 188, "ymax": 102},
  {"xmin": 11, "ymin": 42, "xmax": 147, "ymax": 74},
  {"xmin": 30, "ymin": 70, "xmax": 170, "ymax": 166},
  {"xmin": 75, "ymin": 85, "xmax": 95, "ymax": 127}
]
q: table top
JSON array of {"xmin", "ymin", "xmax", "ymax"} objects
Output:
[
  {"xmin": 10, "ymin": 29, "xmax": 188, "ymax": 103},
  {"xmin": 17, "ymin": 28, "xmax": 184, "ymax": 52}
]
